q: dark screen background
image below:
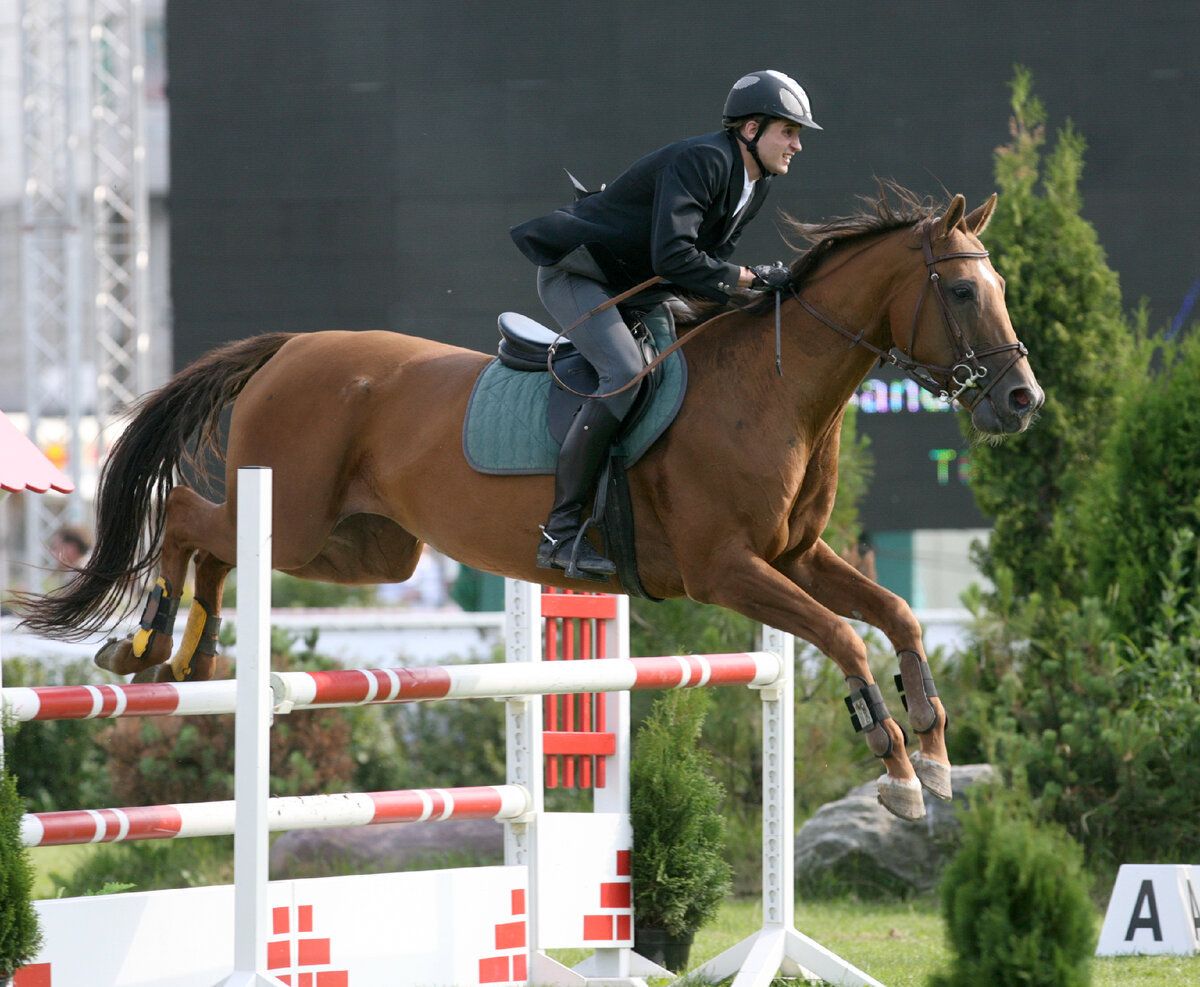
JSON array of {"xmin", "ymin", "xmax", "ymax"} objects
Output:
[{"xmin": 167, "ymin": 1, "xmax": 1198, "ymax": 528}]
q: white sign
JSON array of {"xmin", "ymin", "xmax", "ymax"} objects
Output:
[{"xmin": 1096, "ymin": 864, "xmax": 1200, "ymax": 956}]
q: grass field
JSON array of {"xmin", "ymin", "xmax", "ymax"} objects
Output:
[
  {"xmin": 554, "ymin": 897, "xmax": 1200, "ymax": 987},
  {"xmin": 31, "ymin": 847, "xmax": 1200, "ymax": 986}
]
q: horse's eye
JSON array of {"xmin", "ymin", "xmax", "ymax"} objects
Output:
[{"xmin": 951, "ymin": 282, "xmax": 975, "ymax": 301}]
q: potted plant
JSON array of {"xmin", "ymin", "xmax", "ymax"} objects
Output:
[
  {"xmin": 0, "ymin": 761, "xmax": 43, "ymax": 984},
  {"xmin": 629, "ymin": 687, "xmax": 732, "ymax": 972}
]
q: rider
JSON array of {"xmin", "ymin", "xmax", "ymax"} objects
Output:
[{"xmin": 510, "ymin": 69, "xmax": 821, "ymax": 578}]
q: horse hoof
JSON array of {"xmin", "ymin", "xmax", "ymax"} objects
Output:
[
  {"xmin": 877, "ymin": 774, "xmax": 926, "ymax": 821},
  {"xmin": 910, "ymin": 752, "xmax": 953, "ymax": 801},
  {"xmin": 95, "ymin": 637, "xmax": 141, "ymax": 676},
  {"xmin": 130, "ymin": 666, "xmax": 159, "ymax": 684}
]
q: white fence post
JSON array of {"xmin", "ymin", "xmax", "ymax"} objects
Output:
[
  {"xmin": 686, "ymin": 624, "xmax": 886, "ymax": 987},
  {"xmin": 219, "ymin": 466, "xmax": 287, "ymax": 987},
  {"xmin": 504, "ymin": 578, "xmax": 543, "ymax": 984}
]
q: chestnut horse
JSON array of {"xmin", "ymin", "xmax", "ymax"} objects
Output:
[{"xmin": 19, "ymin": 189, "xmax": 1042, "ymax": 820}]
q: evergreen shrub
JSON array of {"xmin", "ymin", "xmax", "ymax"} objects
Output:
[
  {"xmin": 629, "ymin": 688, "xmax": 731, "ymax": 936},
  {"xmin": 929, "ymin": 791, "xmax": 1095, "ymax": 987},
  {"xmin": 958, "ymin": 542, "xmax": 1200, "ymax": 873},
  {"xmin": 965, "ymin": 64, "xmax": 1139, "ymax": 600},
  {"xmin": 1076, "ymin": 330, "xmax": 1200, "ymax": 639},
  {"xmin": 0, "ymin": 765, "xmax": 43, "ymax": 977}
]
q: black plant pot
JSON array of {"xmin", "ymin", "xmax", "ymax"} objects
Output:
[{"xmin": 634, "ymin": 927, "xmax": 695, "ymax": 973}]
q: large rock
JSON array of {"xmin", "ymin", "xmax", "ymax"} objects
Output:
[
  {"xmin": 269, "ymin": 817, "xmax": 505, "ymax": 881},
  {"xmin": 793, "ymin": 763, "xmax": 995, "ymax": 898}
]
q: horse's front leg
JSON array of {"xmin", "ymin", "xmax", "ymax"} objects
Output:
[
  {"xmin": 778, "ymin": 539, "xmax": 951, "ymax": 801},
  {"xmin": 682, "ymin": 551, "xmax": 926, "ymax": 821}
]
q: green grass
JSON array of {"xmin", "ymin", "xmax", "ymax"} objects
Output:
[
  {"xmin": 29, "ymin": 843, "xmax": 100, "ymax": 898},
  {"xmin": 555, "ymin": 897, "xmax": 1199, "ymax": 987}
]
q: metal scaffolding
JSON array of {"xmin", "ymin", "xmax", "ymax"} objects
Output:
[
  {"xmin": 15, "ymin": 0, "xmax": 149, "ymax": 584},
  {"xmin": 18, "ymin": 0, "xmax": 86, "ymax": 575},
  {"xmin": 90, "ymin": 0, "xmax": 151, "ymax": 441}
]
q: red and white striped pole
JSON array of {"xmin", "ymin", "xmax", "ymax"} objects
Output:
[
  {"xmin": 21, "ymin": 784, "xmax": 531, "ymax": 847},
  {"xmin": 3, "ymin": 679, "xmax": 238, "ymax": 721},
  {"xmin": 270, "ymin": 652, "xmax": 781, "ymax": 711},
  {"xmin": 3, "ymin": 654, "xmax": 780, "ymax": 722}
]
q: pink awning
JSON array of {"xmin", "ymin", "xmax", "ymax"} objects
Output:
[{"xmin": 0, "ymin": 411, "xmax": 75, "ymax": 494}]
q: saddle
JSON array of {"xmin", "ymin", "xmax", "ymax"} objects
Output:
[
  {"xmin": 463, "ymin": 305, "xmax": 687, "ymax": 599},
  {"xmin": 495, "ymin": 310, "xmax": 665, "ymax": 443}
]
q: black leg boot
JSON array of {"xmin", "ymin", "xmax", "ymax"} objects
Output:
[{"xmin": 537, "ymin": 400, "xmax": 622, "ymax": 579}]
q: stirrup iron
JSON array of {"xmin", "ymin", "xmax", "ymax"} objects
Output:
[
  {"xmin": 537, "ymin": 521, "xmax": 612, "ymax": 583},
  {"xmin": 564, "ymin": 518, "xmax": 612, "ymax": 583}
]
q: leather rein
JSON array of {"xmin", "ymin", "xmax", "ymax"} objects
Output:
[{"xmin": 547, "ymin": 218, "xmax": 1028, "ymax": 409}]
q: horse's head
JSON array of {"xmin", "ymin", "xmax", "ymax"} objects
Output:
[{"xmin": 890, "ymin": 194, "xmax": 1043, "ymax": 435}]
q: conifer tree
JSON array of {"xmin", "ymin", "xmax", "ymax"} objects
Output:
[
  {"xmin": 0, "ymin": 763, "xmax": 43, "ymax": 978},
  {"xmin": 929, "ymin": 793, "xmax": 1095, "ymax": 987},
  {"xmin": 966, "ymin": 66, "xmax": 1138, "ymax": 599}
]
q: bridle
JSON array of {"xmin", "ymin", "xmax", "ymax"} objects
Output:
[{"xmin": 794, "ymin": 218, "xmax": 1029, "ymax": 409}]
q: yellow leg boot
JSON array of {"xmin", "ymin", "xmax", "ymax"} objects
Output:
[{"xmin": 168, "ymin": 600, "xmax": 222, "ymax": 681}]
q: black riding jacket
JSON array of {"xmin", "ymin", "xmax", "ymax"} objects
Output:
[{"xmin": 510, "ymin": 129, "xmax": 771, "ymax": 302}]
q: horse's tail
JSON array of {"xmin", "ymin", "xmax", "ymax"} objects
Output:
[{"xmin": 16, "ymin": 332, "xmax": 295, "ymax": 641}]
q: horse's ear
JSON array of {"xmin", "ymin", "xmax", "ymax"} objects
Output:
[
  {"xmin": 965, "ymin": 193, "xmax": 998, "ymax": 236},
  {"xmin": 936, "ymin": 194, "xmax": 967, "ymax": 239}
]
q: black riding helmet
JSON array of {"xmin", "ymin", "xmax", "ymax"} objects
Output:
[{"xmin": 723, "ymin": 70, "xmax": 821, "ymax": 176}]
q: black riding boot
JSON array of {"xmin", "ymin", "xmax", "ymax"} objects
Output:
[{"xmin": 537, "ymin": 400, "xmax": 622, "ymax": 579}]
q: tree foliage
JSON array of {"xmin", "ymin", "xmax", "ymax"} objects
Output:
[
  {"xmin": 952, "ymin": 66, "xmax": 1200, "ymax": 884},
  {"xmin": 965, "ymin": 65, "xmax": 1139, "ymax": 598},
  {"xmin": 955, "ymin": 551, "xmax": 1200, "ymax": 873},
  {"xmin": 1074, "ymin": 330, "xmax": 1200, "ymax": 637},
  {"xmin": 629, "ymin": 688, "xmax": 732, "ymax": 935},
  {"xmin": 929, "ymin": 791, "xmax": 1095, "ymax": 987},
  {"xmin": 0, "ymin": 765, "xmax": 43, "ymax": 976}
]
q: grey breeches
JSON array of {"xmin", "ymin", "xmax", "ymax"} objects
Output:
[{"xmin": 536, "ymin": 264, "xmax": 646, "ymax": 420}]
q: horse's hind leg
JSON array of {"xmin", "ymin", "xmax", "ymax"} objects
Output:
[
  {"xmin": 152, "ymin": 487, "xmax": 237, "ymax": 682},
  {"xmin": 97, "ymin": 485, "xmax": 236, "ymax": 683},
  {"xmin": 780, "ymin": 540, "xmax": 951, "ymax": 800},
  {"xmin": 156, "ymin": 550, "xmax": 233, "ymax": 682},
  {"xmin": 93, "ymin": 490, "xmax": 203, "ymax": 678}
]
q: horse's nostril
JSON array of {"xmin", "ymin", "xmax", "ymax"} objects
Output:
[{"xmin": 1011, "ymin": 387, "xmax": 1033, "ymax": 411}]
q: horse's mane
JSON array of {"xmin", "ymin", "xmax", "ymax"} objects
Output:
[{"xmin": 679, "ymin": 180, "xmax": 946, "ymax": 325}]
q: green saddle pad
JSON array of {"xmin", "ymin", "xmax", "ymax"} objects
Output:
[{"xmin": 463, "ymin": 307, "xmax": 687, "ymax": 475}]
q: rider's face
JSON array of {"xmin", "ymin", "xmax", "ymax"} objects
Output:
[{"xmin": 754, "ymin": 119, "xmax": 803, "ymax": 176}]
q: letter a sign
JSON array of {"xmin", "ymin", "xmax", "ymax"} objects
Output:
[{"xmin": 1097, "ymin": 864, "xmax": 1200, "ymax": 956}]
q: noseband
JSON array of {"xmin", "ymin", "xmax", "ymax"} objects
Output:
[{"xmin": 794, "ymin": 219, "xmax": 1029, "ymax": 409}]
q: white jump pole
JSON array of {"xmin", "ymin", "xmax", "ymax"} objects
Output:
[
  {"xmin": 686, "ymin": 625, "xmax": 885, "ymax": 987},
  {"xmin": 219, "ymin": 466, "xmax": 288, "ymax": 987}
]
